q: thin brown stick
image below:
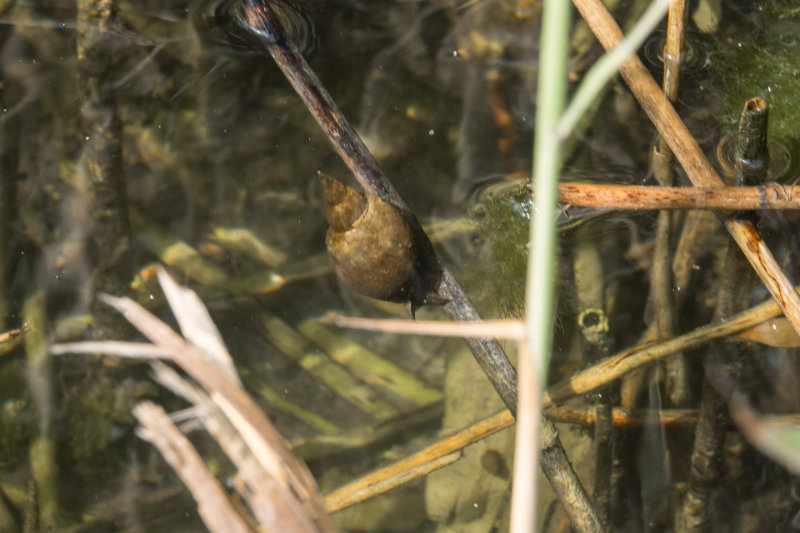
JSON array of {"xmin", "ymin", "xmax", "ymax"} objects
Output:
[
  {"xmin": 324, "ymin": 410, "xmax": 515, "ymax": 513},
  {"xmin": 572, "ymin": 0, "xmax": 800, "ymax": 338},
  {"xmin": 655, "ymin": 0, "xmax": 686, "ymax": 410},
  {"xmin": 546, "ymin": 406, "xmax": 699, "ymax": 427},
  {"xmin": 545, "ymin": 289, "xmax": 789, "ymax": 406},
  {"xmin": 327, "ymin": 314, "xmax": 525, "ymax": 339},
  {"xmin": 662, "ymin": 0, "xmax": 687, "ymax": 102},
  {"xmin": 559, "ymin": 183, "xmax": 800, "ymax": 210}
]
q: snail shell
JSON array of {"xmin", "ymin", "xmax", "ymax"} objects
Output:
[{"xmin": 319, "ymin": 172, "xmax": 444, "ymax": 314}]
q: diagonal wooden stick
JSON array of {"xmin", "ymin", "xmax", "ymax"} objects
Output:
[{"xmin": 572, "ymin": 0, "xmax": 800, "ymax": 337}]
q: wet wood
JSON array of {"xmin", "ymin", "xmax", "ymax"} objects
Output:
[{"xmin": 559, "ymin": 183, "xmax": 800, "ymax": 210}]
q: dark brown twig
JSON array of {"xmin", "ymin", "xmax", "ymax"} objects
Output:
[{"xmin": 679, "ymin": 97, "xmax": 771, "ymax": 533}]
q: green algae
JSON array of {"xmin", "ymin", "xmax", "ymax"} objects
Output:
[
  {"xmin": 709, "ymin": 1, "xmax": 800, "ymax": 177},
  {"xmin": 470, "ymin": 181, "xmax": 533, "ymax": 317}
]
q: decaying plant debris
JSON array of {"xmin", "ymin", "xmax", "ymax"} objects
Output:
[{"xmin": 1, "ymin": 0, "xmax": 800, "ymax": 532}]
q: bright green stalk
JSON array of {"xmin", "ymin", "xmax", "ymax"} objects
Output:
[
  {"xmin": 527, "ymin": 0, "xmax": 571, "ymax": 389},
  {"xmin": 513, "ymin": 5, "xmax": 571, "ymax": 531}
]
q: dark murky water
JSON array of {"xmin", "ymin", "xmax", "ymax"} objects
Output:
[{"xmin": 1, "ymin": 0, "xmax": 800, "ymax": 531}]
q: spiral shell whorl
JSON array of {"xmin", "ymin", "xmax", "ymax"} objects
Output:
[{"xmin": 320, "ymin": 172, "xmax": 417, "ymax": 302}]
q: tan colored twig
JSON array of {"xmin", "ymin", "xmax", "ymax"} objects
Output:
[
  {"xmin": 559, "ymin": 183, "xmax": 800, "ymax": 210},
  {"xmin": 325, "ymin": 314, "xmax": 525, "ymax": 340},
  {"xmin": 332, "ymin": 288, "xmax": 793, "ymax": 405},
  {"xmin": 545, "ymin": 289, "xmax": 789, "ymax": 406},
  {"xmin": 546, "ymin": 406, "xmax": 699, "ymax": 427},
  {"xmin": 654, "ymin": 0, "xmax": 686, "ymax": 409},
  {"xmin": 662, "ymin": 0, "xmax": 687, "ymax": 102},
  {"xmin": 548, "ymin": 406, "xmax": 800, "ymax": 428},
  {"xmin": 133, "ymin": 401, "xmax": 256, "ymax": 533},
  {"xmin": 324, "ymin": 410, "xmax": 515, "ymax": 513},
  {"xmin": 572, "ymin": 0, "xmax": 800, "ymax": 338}
]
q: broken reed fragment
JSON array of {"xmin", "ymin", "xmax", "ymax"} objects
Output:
[
  {"xmin": 736, "ymin": 97, "xmax": 770, "ymax": 188},
  {"xmin": 558, "ymin": 183, "xmax": 800, "ymax": 210}
]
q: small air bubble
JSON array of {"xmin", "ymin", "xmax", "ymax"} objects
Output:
[{"xmin": 428, "ymin": 129, "xmax": 435, "ymax": 136}]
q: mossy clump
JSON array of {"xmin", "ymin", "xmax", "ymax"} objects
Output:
[
  {"xmin": 709, "ymin": 1, "xmax": 800, "ymax": 176},
  {"xmin": 469, "ymin": 181, "xmax": 532, "ymax": 317}
]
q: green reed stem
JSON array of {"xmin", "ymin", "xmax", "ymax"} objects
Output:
[
  {"xmin": 527, "ymin": 0, "xmax": 570, "ymax": 390},
  {"xmin": 513, "ymin": 2, "xmax": 571, "ymax": 533}
]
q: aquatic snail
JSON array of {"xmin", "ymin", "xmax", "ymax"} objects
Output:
[{"xmin": 319, "ymin": 172, "xmax": 446, "ymax": 317}]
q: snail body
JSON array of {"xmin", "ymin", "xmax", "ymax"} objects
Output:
[{"xmin": 319, "ymin": 172, "xmax": 444, "ymax": 315}]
